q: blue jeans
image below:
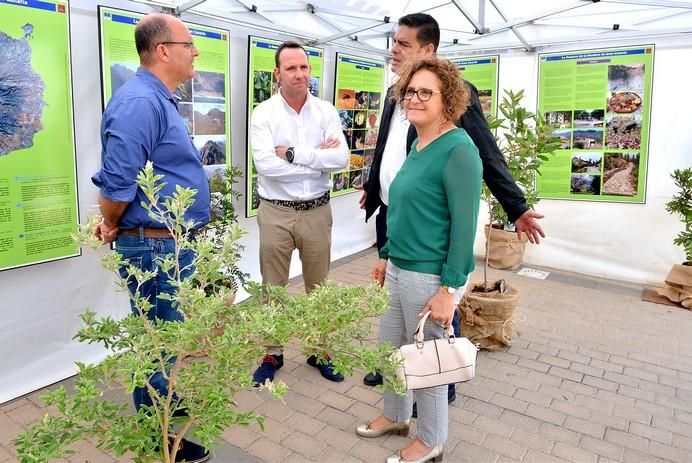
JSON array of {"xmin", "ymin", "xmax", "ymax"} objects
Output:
[{"xmin": 116, "ymin": 233, "xmax": 195, "ymax": 411}]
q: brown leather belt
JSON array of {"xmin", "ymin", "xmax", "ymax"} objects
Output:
[{"xmin": 120, "ymin": 227, "xmax": 173, "ymax": 238}]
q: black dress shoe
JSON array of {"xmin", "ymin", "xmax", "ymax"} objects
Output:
[
  {"xmin": 412, "ymin": 390, "xmax": 456, "ymax": 418},
  {"xmin": 363, "ymin": 371, "xmax": 383, "ymax": 386}
]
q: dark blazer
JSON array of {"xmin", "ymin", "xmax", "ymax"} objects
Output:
[{"xmin": 364, "ymin": 81, "xmax": 528, "ymax": 224}]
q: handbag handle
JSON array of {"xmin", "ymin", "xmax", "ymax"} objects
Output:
[{"xmin": 413, "ymin": 311, "xmax": 455, "ymax": 345}]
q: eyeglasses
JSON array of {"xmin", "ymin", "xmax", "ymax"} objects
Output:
[
  {"xmin": 159, "ymin": 41, "xmax": 196, "ymax": 49},
  {"xmin": 403, "ymin": 87, "xmax": 441, "ymax": 102}
]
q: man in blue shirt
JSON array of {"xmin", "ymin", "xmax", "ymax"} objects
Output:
[{"xmin": 91, "ymin": 13, "xmax": 210, "ymax": 463}]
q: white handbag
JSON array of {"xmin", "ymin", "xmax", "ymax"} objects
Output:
[{"xmin": 392, "ymin": 311, "xmax": 478, "ymax": 390}]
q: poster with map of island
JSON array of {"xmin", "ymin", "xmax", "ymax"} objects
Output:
[
  {"xmin": 0, "ymin": 0, "xmax": 80, "ymax": 272},
  {"xmin": 98, "ymin": 6, "xmax": 231, "ymax": 179}
]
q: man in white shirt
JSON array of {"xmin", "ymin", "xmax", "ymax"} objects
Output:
[{"xmin": 250, "ymin": 41, "xmax": 349, "ymax": 385}]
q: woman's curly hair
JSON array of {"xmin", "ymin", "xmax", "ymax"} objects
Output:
[{"xmin": 392, "ymin": 56, "xmax": 470, "ymax": 124}]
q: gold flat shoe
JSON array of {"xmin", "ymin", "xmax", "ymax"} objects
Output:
[
  {"xmin": 386, "ymin": 444, "xmax": 444, "ymax": 463},
  {"xmin": 355, "ymin": 418, "xmax": 411, "ymax": 438}
]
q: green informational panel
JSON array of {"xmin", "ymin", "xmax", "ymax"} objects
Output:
[
  {"xmin": 537, "ymin": 45, "xmax": 654, "ymax": 202},
  {"xmin": 246, "ymin": 36, "xmax": 324, "ymax": 216},
  {"xmin": 450, "ymin": 55, "xmax": 499, "ymax": 118},
  {"xmin": 331, "ymin": 53, "xmax": 385, "ymax": 197},
  {"xmin": 98, "ymin": 6, "xmax": 231, "ymax": 178},
  {"xmin": 0, "ymin": 0, "xmax": 80, "ymax": 271}
]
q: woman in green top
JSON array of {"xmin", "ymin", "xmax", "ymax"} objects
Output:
[{"xmin": 355, "ymin": 57, "xmax": 482, "ymax": 463}]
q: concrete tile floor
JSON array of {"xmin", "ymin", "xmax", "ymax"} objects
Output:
[{"xmin": 2, "ymin": 247, "xmax": 691, "ymax": 462}]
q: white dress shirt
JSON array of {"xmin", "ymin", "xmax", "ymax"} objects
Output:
[
  {"xmin": 379, "ymin": 105, "xmax": 410, "ymax": 206},
  {"xmin": 251, "ymin": 90, "xmax": 349, "ymax": 201}
]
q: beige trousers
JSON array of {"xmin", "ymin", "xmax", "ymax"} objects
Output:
[
  {"xmin": 257, "ymin": 199, "xmax": 333, "ymax": 291},
  {"xmin": 258, "ymin": 199, "xmax": 333, "ymax": 355}
]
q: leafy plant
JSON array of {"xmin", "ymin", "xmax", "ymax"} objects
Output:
[
  {"xmin": 485, "ymin": 89, "xmax": 561, "ymax": 229},
  {"xmin": 14, "ymin": 163, "xmax": 399, "ymax": 463},
  {"xmin": 666, "ymin": 167, "xmax": 692, "ymax": 262},
  {"xmin": 204, "ymin": 165, "xmax": 248, "ymax": 292},
  {"xmin": 478, "ymin": 90, "xmax": 560, "ymax": 290}
]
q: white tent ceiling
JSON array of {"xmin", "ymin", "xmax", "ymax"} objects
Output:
[{"xmin": 134, "ymin": 0, "xmax": 692, "ymax": 55}]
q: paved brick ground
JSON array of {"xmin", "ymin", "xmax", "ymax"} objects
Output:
[{"xmin": 2, "ymin": 248, "xmax": 692, "ymax": 462}]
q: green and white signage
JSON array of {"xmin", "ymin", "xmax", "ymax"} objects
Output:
[
  {"xmin": 331, "ymin": 53, "xmax": 386, "ymax": 197},
  {"xmin": 0, "ymin": 0, "xmax": 79, "ymax": 271},
  {"xmin": 246, "ymin": 36, "xmax": 324, "ymax": 216},
  {"xmin": 537, "ymin": 45, "xmax": 654, "ymax": 202},
  {"xmin": 450, "ymin": 55, "xmax": 499, "ymax": 118},
  {"xmin": 98, "ymin": 6, "xmax": 231, "ymax": 178}
]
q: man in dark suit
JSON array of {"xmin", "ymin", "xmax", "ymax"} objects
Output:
[{"xmin": 359, "ymin": 13, "xmax": 545, "ymax": 405}]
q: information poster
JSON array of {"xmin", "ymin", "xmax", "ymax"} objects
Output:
[
  {"xmin": 246, "ymin": 36, "xmax": 324, "ymax": 216},
  {"xmin": 0, "ymin": 0, "xmax": 79, "ymax": 271},
  {"xmin": 98, "ymin": 6, "xmax": 231, "ymax": 179},
  {"xmin": 537, "ymin": 45, "xmax": 654, "ymax": 202},
  {"xmin": 331, "ymin": 53, "xmax": 385, "ymax": 197},
  {"xmin": 450, "ymin": 55, "xmax": 499, "ymax": 118}
]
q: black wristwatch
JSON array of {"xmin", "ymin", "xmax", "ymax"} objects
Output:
[{"xmin": 285, "ymin": 146, "xmax": 295, "ymax": 163}]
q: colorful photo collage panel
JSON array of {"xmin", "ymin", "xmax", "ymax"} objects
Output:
[
  {"xmin": 333, "ymin": 89, "xmax": 381, "ymax": 193},
  {"xmin": 548, "ymin": 63, "xmax": 645, "ymax": 198}
]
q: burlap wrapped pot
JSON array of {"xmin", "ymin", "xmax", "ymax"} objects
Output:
[{"xmin": 458, "ymin": 282, "xmax": 519, "ymax": 351}]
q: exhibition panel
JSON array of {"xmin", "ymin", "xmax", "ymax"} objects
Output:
[
  {"xmin": 332, "ymin": 53, "xmax": 386, "ymax": 197},
  {"xmin": 537, "ymin": 45, "xmax": 654, "ymax": 203},
  {"xmin": 0, "ymin": 0, "xmax": 80, "ymax": 272}
]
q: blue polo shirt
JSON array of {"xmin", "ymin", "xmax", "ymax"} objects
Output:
[{"xmin": 92, "ymin": 68, "xmax": 210, "ymax": 230}]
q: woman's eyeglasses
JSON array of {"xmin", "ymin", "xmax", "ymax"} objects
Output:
[{"xmin": 403, "ymin": 87, "xmax": 441, "ymax": 102}]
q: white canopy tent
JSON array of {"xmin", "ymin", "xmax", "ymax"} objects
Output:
[
  {"xmin": 131, "ymin": 0, "xmax": 692, "ymax": 55},
  {"xmin": 1, "ymin": 0, "xmax": 690, "ymax": 404}
]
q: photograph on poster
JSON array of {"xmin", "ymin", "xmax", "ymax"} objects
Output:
[
  {"xmin": 364, "ymin": 149, "xmax": 375, "ymax": 167},
  {"xmin": 176, "ymin": 79, "xmax": 193, "ymax": 102},
  {"xmin": 179, "ymin": 103, "xmax": 193, "ymax": 133},
  {"xmin": 193, "ymin": 103, "xmax": 225, "ymax": 135},
  {"xmin": 337, "ymin": 89, "xmax": 355, "ymax": 109},
  {"xmin": 253, "ymin": 70, "xmax": 273, "ymax": 105},
  {"xmin": 608, "ymin": 64, "xmax": 644, "ymax": 93},
  {"xmin": 603, "ymin": 152, "xmax": 639, "ymax": 196},
  {"xmin": 352, "ymin": 131, "xmax": 365, "ymax": 150},
  {"xmin": 605, "ymin": 113, "xmax": 641, "ymax": 149},
  {"xmin": 571, "ymin": 152, "xmax": 602, "ymax": 174},
  {"xmin": 193, "ymin": 70, "xmax": 225, "ymax": 102},
  {"xmin": 545, "ymin": 110, "xmax": 572, "ymax": 129},
  {"xmin": 573, "ymin": 129, "xmax": 603, "ymax": 149},
  {"xmin": 349, "ymin": 151, "xmax": 364, "ymax": 169},
  {"xmin": 353, "ymin": 110, "xmax": 367, "ymax": 129},
  {"xmin": 333, "ymin": 172, "xmax": 347, "ymax": 191},
  {"xmin": 368, "ymin": 112, "xmax": 378, "ymax": 128},
  {"xmin": 571, "ymin": 174, "xmax": 601, "ymax": 195},
  {"xmin": 339, "ymin": 110, "xmax": 352, "ymax": 130},
  {"xmin": 308, "ymin": 76, "xmax": 320, "ymax": 97},
  {"xmin": 194, "ymin": 135, "xmax": 226, "ymax": 166},
  {"xmin": 552, "ymin": 129, "xmax": 572, "ymax": 149},
  {"xmin": 369, "ymin": 92, "xmax": 381, "ymax": 109},
  {"xmin": 573, "ymin": 109, "xmax": 604, "ymax": 127},
  {"xmin": 349, "ymin": 169, "xmax": 364, "ymax": 188},
  {"xmin": 365, "ymin": 129, "xmax": 378, "ymax": 148},
  {"xmin": 479, "ymin": 89, "xmax": 492, "ymax": 114},
  {"xmin": 355, "ymin": 91, "xmax": 368, "ymax": 109}
]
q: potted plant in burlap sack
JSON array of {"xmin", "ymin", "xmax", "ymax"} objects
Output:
[
  {"xmin": 458, "ymin": 90, "xmax": 559, "ymax": 350},
  {"xmin": 658, "ymin": 167, "xmax": 692, "ymax": 308},
  {"xmin": 484, "ymin": 89, "xmax": 560, "ymax": 270}
]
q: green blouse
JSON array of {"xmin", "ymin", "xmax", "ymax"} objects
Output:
[{"xmin": 379, "ymin": 128, "xmax": 482, "ymax": 287}]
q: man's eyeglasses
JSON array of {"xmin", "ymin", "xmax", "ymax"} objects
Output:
[
  {"xmin": 403, "ymin": 87, "xmax": 441, "ymax": 102},
  {"xmin": 159, "ymin": 41, "xmax": 196, "ymax": 49}
]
